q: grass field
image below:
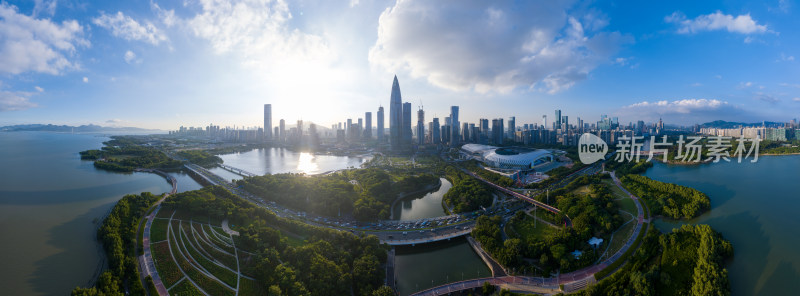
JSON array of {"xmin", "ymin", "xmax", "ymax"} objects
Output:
[
  {"xmin": 150, "ymin": 219, "xmax": 169, "ymax": 242},
  {"xmin": 507, "ymin": 213, "xmax": 558, "ymax": 240},
  {"xmin": 601, "ymin": 218, "xmax": 636, "ymax": 261}
]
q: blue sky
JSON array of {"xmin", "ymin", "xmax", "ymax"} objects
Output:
[{"xmin": 1, "ymin": 0, "xmax": 799, "ymax": 130}]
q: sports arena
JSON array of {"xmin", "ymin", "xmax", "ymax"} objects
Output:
[{"xmin": 461, "ymin": 144, "xmax": 554, "ymax": 169}]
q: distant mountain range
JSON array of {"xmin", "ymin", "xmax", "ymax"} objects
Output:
[
  {"xmin": 0, "ymin": 124, "xmax": 160, "ymax": 132},
  {"xmin": 698, "ymin": 120, "xmax": 784, "ymax": 129}
]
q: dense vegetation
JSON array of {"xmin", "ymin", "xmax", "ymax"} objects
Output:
[
  {"xmin": 761, "ymin": 139, "xmax": 800, "ymax": 154},
  {"xmin": 443, "ymin": 166, "xmax": 494, "ymax": 213},
  {"xmin": 472, "ymin": 176, "xmax": 623, "ymax": 275},
  {"xmin": 80, "ymin": 141, "xmax": 181, "ymax": 172},
  {"xmin": 160, "ymin": 186, "xmax": 392, "ymax": 295},
  {"xmin": 71, "ymin": 192, "xmax": 160, "ymax": 295},
  {"xmin": 237, "ymin": 168, "xmax": 438, "ymax": 221},
  {"xmin": 462, "ymin": 160, "xmax": 514, "ymax": 187},
  {"xmin": 176, "ymin": 150, "xmax": 223, "ymax": 168},
  {"xmin": 605, "ymin": 159, "xmax": 653, "ymax": 176},
  {"xmin": 621, "ymin": 175, "xmax": 710, "ymax": 219},
  {"xmin": 582, "ymin": 224, "xmax": 732, "ymax": 296}
]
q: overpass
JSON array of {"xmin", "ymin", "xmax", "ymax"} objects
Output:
[{"xmin": 218, "ymin": 164, "xmax": 258, "ymax": 177}]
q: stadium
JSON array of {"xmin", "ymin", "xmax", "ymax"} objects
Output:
[{"xmin": 461, "ymin": 144, "xmax": 554, "ymax": 169}]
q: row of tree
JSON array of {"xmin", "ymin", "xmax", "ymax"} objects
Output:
[
  {"xmin": 159, "ymin": 186, "xmax": 394, "ymax": 296},
  {"xmin": 621, "ymin": 174, "xmax": 710, "ymax": 219},
  {"xmin": 71, "ymin": 192, "xmax": 160, "ymax": 295}
]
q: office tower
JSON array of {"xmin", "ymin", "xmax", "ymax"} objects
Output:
[
  {"xmin": 364, "ymin": 112, "xmax": 372, "ymax": 139},
  {"xmin": 450, "ymin": 106, "xmax": 459, "ymax": 146},
  {"xmin": 492, "ymin": 118, "xmax": 504, "ymax": 145},
  {"xmin": 508, "ymin": 116, "xmax": 515, "ymax": 139},
  {"xmin": 273, "ymin": 127, "xmax": 278, "ymax": 140},
  {"xmin": 432, "ymin": 118, "xmax": 440, "ymax": 144},
  {"xmin": 554, "ymin": 110, "xmax": 561, "ymax": 130},
  {"xmin": 577, "ymin": 117, "xmax": 583, "ymax": 132},
  {"xmin": 462, "ymin": 122, "xmax": 469, "ymax": 142},
  {"xmin": 377, "ymin": 106, "xmax": 385, "ymax": 142},
  {"xmin": 562, "ymin": 116, "xmax": 568, "ymax": 130},
  {"xmin": 445, "ymin": 117, "xmax": 451, "ymax": 126},
  {"xmin": 357, "ymin": 118, "xmax": 363, "ymax": 133},
  {"xmin": 263, "ymin": 104, "xmax": 272, "ymax": 141},
  {"xmin": 542, "ymin": 115, "xmax": 547, "ymax": 130},
  {"xmin": 480, "ymin": 118, "xmax": 489, "ymax": 141},
  {"xmin": 417, "ymin": 108, "xmax": 425, "ymax": 145},
  {"xmin": 346, "ymin": 118, "xmax": 352, "ymax": 138},
  {"xmin": 279, "ymin": 119, "xmax": 286, "ymax": 142},
  {"xmin": 469, "ymin": 123, "xmax": 476, "ymax": 142},
  {"xmin": 441, "ymin": 125, "xmax": 450, "ymax": 143},
  {"xmin": 403, "ymin": 102, "xmax": 412, "ymax": 147},
  {"xmin": 390, "ymin": 76, "xmax": 403, "ymax": 150}
]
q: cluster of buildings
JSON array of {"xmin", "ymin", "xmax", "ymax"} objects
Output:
[{"xmin": 169, "ymin": 76, "xmax": 799, "ymax": 154}]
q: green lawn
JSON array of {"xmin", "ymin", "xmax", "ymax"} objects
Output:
[
  {"xmin": 167, "ymin": 277, "xmax": 203, "ymax": 295},
  {"xmin": 238, "ymin": 277, "xmax": 266, "ymax": 296},
  {"xmin": 151, "ymin": 241, "xmax": 183, "ymax": 287},
  {"xmin": 601, "ymin": 219, "xmax": 636, "ymax": 261},
  {"xmin": 150, "ymin": 219, "xmax": 169, "ymax": 242},
  {"xmin": 615, "ymin": 198, "xmax": 637, "ymax": 216},
  {"xmin": 602, "ymin": 179, "xmax": 629, "ymax": 199},
  {"xmin": 508, "ymin": 213, "xmax": 558, "ymax": 240}
]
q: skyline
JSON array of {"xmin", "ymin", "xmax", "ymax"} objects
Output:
[{"xmin": 1, "ymin": 0, "xmax": 800, "ymax": 129}]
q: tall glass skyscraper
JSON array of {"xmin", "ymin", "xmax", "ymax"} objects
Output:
[
  {"xmin": 417, "ymin": 108, "xmax": 425, "ymax": 145},
  {"xmin": 263, "ymin": 104, "xmax": 272, "ymax": 141},
  {"xmin": 377, "ymin": 106, "xmax": 385, "ymax": 142},
  {"xmin": 389, "ymin": 76, "xmax": 403, "ymax": 150},
  {"xmin": 450, "ymin": 106, "xmax": 459, "ymax": 147},
  {"xmin": 403, "ymin": 102, "xmax": 412, "ymax": 147},
  {"xmin": 364, "ymin": 112, "xmax": 372, "ymax": 139}
]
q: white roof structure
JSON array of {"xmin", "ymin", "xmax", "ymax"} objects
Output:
[{"xmin": 462, "ymin": 144, "xmax": 553, "ymax": 169}]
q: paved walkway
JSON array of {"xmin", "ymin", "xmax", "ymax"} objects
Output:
[
  {"xmin": 138, "ymin": 169, "xmax": 177, "ymax": 296},
  {"xmin": 221, "ymin": 219, "xmax": 239, "ymax": 236}
]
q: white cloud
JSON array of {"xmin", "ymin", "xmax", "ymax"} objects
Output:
[
  {"xmin": 0, "ymin": 3, "xmax": 88, "ymax": 75},
  {"xmin": 779, "ymin": 53, "xmax": 795, "ymax": 62},
  {"xmin": 35, "ymin": 86, "xmax": 44, "ymax": 92},
  {"xmin": 690, "ymin": 82, "xmax": 702, "ymax": 87},
  {"xmin": 83, "ymin": 76, "xmax": 88, "ymax": 83},
  {"xmin": 124, "ymin": 50, "xmax": 138, "ymax": 64},
  {"xmin": 0, "ymin": 91, "xmax": 38, "ymax": 111},
  {"xmin": 368, "ymin": 0, "xmax": 631, "ymax": 94},
  {"xmin": 665, "ymin": 11, "xmax": 769, "ymax": 35},
  {"xmin": 793, "ymin": 97, "xmax": 800, "ymax": 102},
  {"xmin": 151, "ymin": 2, "xmax": 177, "ymax": 28},
  {"xmin": 349, "ymin": 0, "xmax": 359, "ymax": 8},
  {"xmin": 93, "ymin": 11, "xmax": 168, "ymax": 45},
  {"xmin": 616, "ymin": 98, "xmax": 750, "ymax": 124},
  {"xmin": 32, "ymin": 0, "xmax": 57, "ymax": 17},
  {"xmin": 754, "ymin": 92, "xmax": 779, "ymax": 103},
  {"xmin": 183, "ymin": 0, "xmax": 332, "ymax": 67}
]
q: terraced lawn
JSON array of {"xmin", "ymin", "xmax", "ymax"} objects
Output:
[{"xmin": 150, "ymin": 213, "xmax": 244, "ymax": 296}]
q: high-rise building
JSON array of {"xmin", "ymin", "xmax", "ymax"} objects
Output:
[
  {"xmin": 492, "ymin": 118, "xmax": 504, "ymax": 145},
  {"xmin": 462, "ymin": 122, "xmax": 469, "ymax": 142},
  {"xmin": 279, "ymin": 119, "xmax": 286, "ymax": 142},
  {"xmin": 389, "ymin": 76, "xmax": 403, "ymax": 150},
  {"xmin": 542, "ymin": 115, "xmax": 547, "ymax": 130},
  {"xmin": 417, "ymin": 108, "xmax": 425, "ymax": 145},
  {"xmin": 263, "ymin": 104, "xmax": 272, "ymax": 141},
  {"xmin": 508, "ymin": 116, "xmax": 515, "ymax": 139},
  {"xmin": 554, "ymin": 110, "xmax": 561, "ymax": 130},
  {"xmin": 377, "ymin": 106, "xmax": 385, "ymax": 142},
  {"xmin": 432, "ymin": 118, "xmax": 440, "ymax": 144},
  {"xmin": 450, "ymin": 106, "xmax": 459, "ymax": 147},
  {"xmin": 562, "ymin": 116, "xmax": 568, "ymax": 130},
  {"xmin": 403, "ymin": 102, "xmax": 412, "ymax": 147},
  {"xmin": 364, "ymin": 112, "xmax": 372, "ymax": 139}
]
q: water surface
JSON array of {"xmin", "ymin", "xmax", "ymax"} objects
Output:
[
  {"xmin": 392, "ymin": 178, "xmax": 451, "ymax": 220},
  {"xmin": 645, "ymin": 156, "xmax": 800, "ymax": 296},
  {"xmin": 394, "ymin": 238, "xmax": 491, "ymax": 296}
]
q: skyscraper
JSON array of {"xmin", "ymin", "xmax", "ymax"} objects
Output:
[
  {"xmin": 508, "ymin": 116, "xmax": 515, "ymax": 139},
  {"xmin": 279, "ymin": 119, "xmax": 286, "ymax": 143},
  {"xmin": 417, "ymin": 108, "xmax": 425, "ymax": 145},
  {"xmin": 492, "ymin": 118, "xmax": 504, "ymax": 145},
  {"xmin": 432, "ymin": 118, "xmax": 440, "ymax": 144},
  {"xmin": 403, "ymin": 102, "xmax": 412, "ymax": 147},
  {"xmin": 389, "ymin": 76, "xmax": 403, "ymax": 150},
  {"xmin": 542, "ymin": 115, "xmax": 547, "ymax": 130},
  {"xmin": 554, "ymin": 110, "xmax": 561, "ymax": 130},
  {"xmin": 364, "ymin": 112, "xmax": 372, "ymax": 139},
  {"xmin": 263, "ymin": 104, "xmax": 272, "ymax": 141},
  {"xmin": 450, "ymin": 106, "xmax": 459, "ymax": 147},
  {"xmin": 377, "ymin": 106, "xmax": 385, "ymax": 142}
]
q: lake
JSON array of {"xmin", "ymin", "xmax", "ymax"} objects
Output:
[{"xmin": 645, "ymin": 156, "xmax": 800, "ymax": 296}]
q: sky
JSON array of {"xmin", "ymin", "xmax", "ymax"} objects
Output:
[{"xmin": 1, "ymin": 0, "xmax": 799, "ymax": 130}]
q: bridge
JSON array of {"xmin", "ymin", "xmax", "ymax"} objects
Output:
[{"xmin": 218, "ymin": 164, "xmax": 258, "ymax": 177}]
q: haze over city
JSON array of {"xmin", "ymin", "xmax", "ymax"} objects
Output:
[{"xmin": 2, "ymin": 0, "xmax": 799, "ymax": 129}]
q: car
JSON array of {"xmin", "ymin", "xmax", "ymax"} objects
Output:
[{"xmin": 402, "ymin": 232, "xmax": 408, "ymax": 235}]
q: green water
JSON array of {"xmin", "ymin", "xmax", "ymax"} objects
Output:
[
  {"xmin": 0, "ymin": 132, "xmax": 177, "ymax": 295},
  {"xmin": 392, "ymin": 178, "xmax": 451, "ymax": 220},
  {"xmin": 645, "ymin": 156, "xmax": 800, "ymax": 296},
  {"xmin": 394, "ymin": 237, "xmax": 491, "ymax": 296}
]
